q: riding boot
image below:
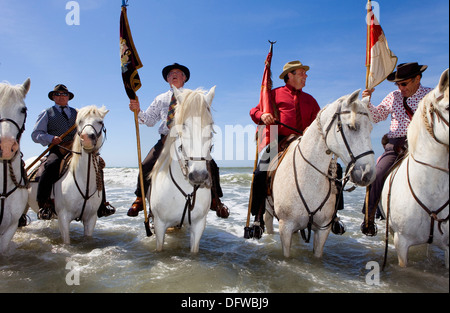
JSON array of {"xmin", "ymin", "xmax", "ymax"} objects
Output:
[
  {"xmin": 360, "ymin": 186, "xmax": 378, "ymax": 236},
  {"xmin": 97, "ymin": 169, "xmax": 116, "ymax": 218},
  {"xmin": 127, "ymin": 197, "xmax": 144, "ymax": 217},
  {"xmin": 37, "ymin": 199, "xmax": 56, "ymax": 220},
  {"xmin": 209, "ymin": 160, "xmax": 229, "ymax": 218}
]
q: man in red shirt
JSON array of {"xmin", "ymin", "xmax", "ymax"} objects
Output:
[{"xmin": 249, "ymin": 61, "xmax": 320, "ymax": 235}]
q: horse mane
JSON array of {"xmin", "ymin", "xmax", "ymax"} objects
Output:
[
  {"xmin": 151, "ymin": 88, "xmax": 214, "ymax": 179},
  {"xmin": 0, "ymin": 82, "xmax": 27, "ymax": 108},
  {"xmin": 70, "ymin": 105, "xmax": 108, "ymax": 172},
  {"xmin": 407, "ymin": 83, "xmax": 449, "ymax": 154},
  {"xmin": 315, "ymin": 92, "xmax": 372, "ymax": 132}
]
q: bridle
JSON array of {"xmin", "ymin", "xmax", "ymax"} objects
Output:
[
  {"xmin": 317, "ymin": 107, "xmax": 374, "ymax": 178},
  {"xmin": 72, "ymin": 121, "xmax": 106, "ymax": 222},
  {"xmin": 0, "ymin": 111, "xmax": 28, "ymax": 226},
  {"xmin": 292, "ymin": 106, "xmax": 374, "ymax": 242},
  {"xmin": 168, "ymin": 130, "xmax": 212, "ymax": 229},
  {"xmin": 77, "ymin": 122, "xmax": 107, "ymax": 151}
]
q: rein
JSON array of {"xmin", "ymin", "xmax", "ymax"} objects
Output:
[
  {"xmin": 71, "ymin": 123, "xmax": 105, "ymax": 222},
  {"xmin": 169, "ymin": 165, "xmax": 200, "ymax": 228},
  {"xmin": 291, "ymin": 107, "xmax": 373, "ymax": 242},
  {"xmin": 0, "ymin": 157, "xmax": 28, "ymax": 226}
]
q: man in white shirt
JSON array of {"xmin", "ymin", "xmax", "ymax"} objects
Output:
[
  {"xmin": 361, "ymin": 62, "xmax": 432, "ymax": 236},
  {"xmin": 127, "ymin": 63, "xmax": 228, "ymax": 218}
]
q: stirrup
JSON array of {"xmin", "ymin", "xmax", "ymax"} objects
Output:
[
  {"xmin": 331, "ymin": 216, "xmax": 346, "ymax": 235},
  {"xmin": 98, "ymin": 202, "xmax": 116, "ymax": 218},
  {"xmin": 360, "ymin": 221, "xmax": 378, "ymax": 236}
]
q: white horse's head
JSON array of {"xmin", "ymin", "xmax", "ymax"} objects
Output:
[
  {"xmin": 409, "ymin": 68, "xmax": 449, "ymax": 151},
  {"xmin": 0, "ymin": 79, "xmax": 30, "ymax": 160},
  {"xmin": 319, "ymin": 89, "xmax": 376, "ymax": 186},
  {"xmin": 74, "ymin": 105, "xmax": 109, "ymax": 153},
  {"xmin": 168, "ymin": 86, "xmax": 215, "ymax": 187}
]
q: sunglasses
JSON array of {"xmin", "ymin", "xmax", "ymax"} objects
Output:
[
  {"xmin": 54, "ymin": 92, "xmax": 69, "ymax": 96},
  {"xmin": 395, "ymin": 78, "xmax": 414, "ymax": 87}
]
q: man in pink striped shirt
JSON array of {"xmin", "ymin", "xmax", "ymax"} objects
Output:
[{"xmin": 361, "ymin": 62, "xmax": 432, "ymax": 236}]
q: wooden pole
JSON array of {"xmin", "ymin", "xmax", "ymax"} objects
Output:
[
  {"xmin": 364, "ymin": 0, "xmax": 372, "ymax": 228},
  {"xmin": 133, "ymin": 101, "xmax": 152, "ymax": 237},
  {"xmin": 26, "ymin": 123, "xmax": 77, "ymax": 173}
]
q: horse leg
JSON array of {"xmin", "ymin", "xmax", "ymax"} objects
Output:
[
  {"xmin": 0, "ymin": 224, "xmax": 18, "ymax": 254},
  {"xmin": 279, "ymin": 219, "xmax": 294, "ymax": 258},
  {"xmin": 190, "ymin": 218, "xmax": 207, "ymax": 254},
  {"xmin": 264, "ymin": 208, "xmax": 274, "ymax": 235},
  {"xmin": 312, "ymin": 228, "xmax": 331, "ymax": 258},
  {"xmin": 153, "ymin": 219, "xmax": 166, "ymax": 252},
  {"xmin": 83, "ymin": 216, "xmax": 97, "ymax": 238},
  {"xmin": 445, "ymin": 246, "xmax": 449, "ymax": 270},
  {"xmin": 393, "ymin": 232, "xmax": 409, "ymax": 267},
  {"xmin": 58, "ymin": 216, "xmax": 71, "ymax": 245}
]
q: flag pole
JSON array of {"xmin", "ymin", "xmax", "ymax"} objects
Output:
[
  {"xmin": 244, "ymin": 40, "xmax": 275, "ymax": 239},
  {"xmin": 363, "ymin": 0, "xmax": 372, "ymax": 230},
  {"xmin": 365, "ymin": 0, "xmax": 371, "ymax": 90},
  {"xmin": 133, "ymin": 102, "xmax": 152, "ymax": 237},
  {"xmin": 120, "ymin": 1, "xmax": 152, "ymax": 236}
]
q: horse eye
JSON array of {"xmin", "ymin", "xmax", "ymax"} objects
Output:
[
  {"xmin": 21, "ymin": 107, "xmax": 27, "ymax": 114},
  {"xmin": 178, "ymin": 145, "xmax": 183, "ymax": 153}
]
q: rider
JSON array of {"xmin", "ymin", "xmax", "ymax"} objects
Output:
[
  {"xmin": 127, "ymin": 63, "xmax": 228, "ymax": 218},
  {"xmin": 248, "ymin": 60, "xmax": 322, "ymax": 236},
  {"xmin": 361, "ymin": 62, "xmax": 433, "ymax": 236},
  {"xmin": 31, "ymin": 84, "xmax": 115, "ymax": 220}
]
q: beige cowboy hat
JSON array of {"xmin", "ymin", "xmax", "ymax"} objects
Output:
[{"xmin": 279, "ymin": 60, "xmax": 310, "ymax": 80}]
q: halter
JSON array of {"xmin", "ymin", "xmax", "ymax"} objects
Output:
[
  {"xmin": 319, "ymin": 108, "xmax": 374, "ymax": 177},
  {"xmin": 72, "ymin": 122, "xmax": 106, "ymax": 222},
  {"xmin": 168, "ymin": 130, "xmax": 212, "ymax": 229},
  {"xmin": 292, "ymin": 106, "xmax": 374, "ymax": 242},
  {"xmin": 0, "ymin": 111, "xmax": 28, "ymax": 226},
  {"xmin": 173, "ymin": 130, "xmax": 211, "ymax": 179}
]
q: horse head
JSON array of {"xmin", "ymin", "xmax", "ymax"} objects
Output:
[
  {"xmin": 430, "ymin": 68, "xmax": 449, "ymax": 146},
  {"xmin": 76, "ymin": 105, "xmax": 108, "ymax": 153},
  {"xmin": 171, "ymin": 86, "xmax": 215, "ymax": 187},
  {"xmin": 321, "ymin": 89, "xmax": 376, "ymax": 186},
  {"xmin": 0, "ymin": 78, "xmax": 30, "ymax": 161}
]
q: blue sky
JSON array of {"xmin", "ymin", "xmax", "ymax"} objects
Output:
[{"xmin": 1, "ymin": 0, "xmax": 448, "ymax": 167}]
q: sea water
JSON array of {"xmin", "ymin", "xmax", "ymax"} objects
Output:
[{"xmin": 1, "ymin": 167, "xmax": 448, "ymax": 293}]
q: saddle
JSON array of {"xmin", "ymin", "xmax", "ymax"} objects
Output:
[
  {"xmin": 266, "ymin": 135, "xmax": 299, "ymax": 208},
  {"xmin": 28, "ymin": 153, "xmax": 73, "ymax": 183}
]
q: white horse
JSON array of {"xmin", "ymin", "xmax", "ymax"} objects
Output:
[
  {"xmin": 266, "ymin": 90, "xmax": 376, "ymax": 258},
  {"xmin": 150, "ymin": 86, "xmax": 215, "ymax": 253},
  {"xmin": 26, "ymin": 105, "xmax": 108, "ymax": 244},
  {"xmin": 0, "ymin": 79, "xmax": 30, "ymax": 253},
  {"xmin": 380, "ymin": 68, "xmax": 449, "ymax": 268}
]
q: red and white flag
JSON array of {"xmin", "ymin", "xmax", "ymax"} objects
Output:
[{"xmin": 366, "ymin": 0, "xmax": 397, "ymax": 89}]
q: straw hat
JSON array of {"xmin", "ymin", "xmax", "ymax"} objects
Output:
[{"xmin": 279, "ymin": 60, "xmax": 310, "ymax": 80}]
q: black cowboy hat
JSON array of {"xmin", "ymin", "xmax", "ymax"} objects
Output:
[
  {"xmin": 387, "ymin": 62, "xmax": 428, "ymax": 82},
  {"xmin": 162, "ymin": 63, "xmax": 190, "ymax": 82},
  {"xmin": 48, "ymin": 84, "xmax": 74, "ymax": 100}
]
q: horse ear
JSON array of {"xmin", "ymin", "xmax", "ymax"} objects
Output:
[
  {"xmin": 22, "ymin": 78, "xmax": 31, "ymax": 96},
  {"xmin": 99, "ymin": 105, "xmax": 109, "ymax": 117},
  {"xmin": 437, "ymin": 68, "xmax": 449, "ymax": 98},
  {"xmin": 205, "ymin": 86, "xmax": 216, "ymax": 106},
  {"xmin": 347, "ymin": 89, "xmax": 361, "ymax": 105}
]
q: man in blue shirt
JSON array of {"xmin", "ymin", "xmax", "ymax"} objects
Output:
[{"xmin": 31, "ymin": 84, "xmax": 114, "ymax": 220}]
